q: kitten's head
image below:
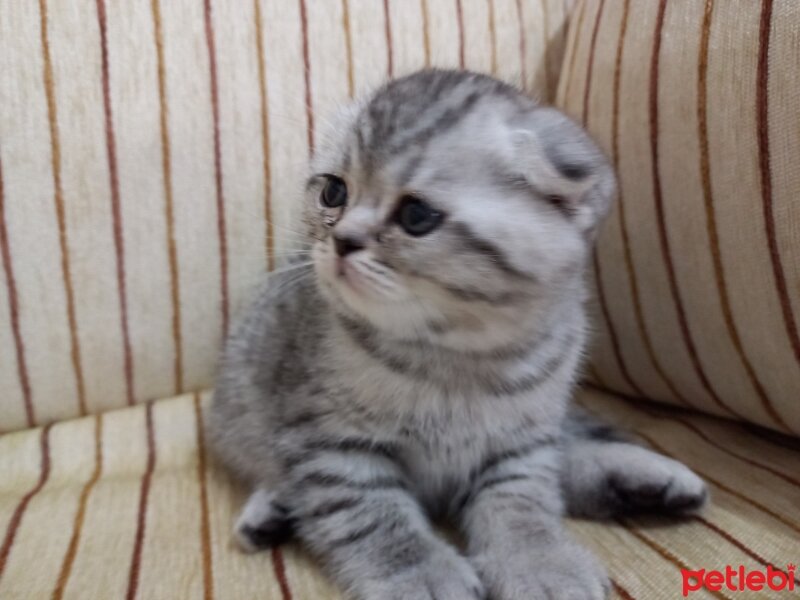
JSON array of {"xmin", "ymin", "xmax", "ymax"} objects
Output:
[{"xmin": 305, "ymin": 70, "xmax": 614, "ymax": 345}]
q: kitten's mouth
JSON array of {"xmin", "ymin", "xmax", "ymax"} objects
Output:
[
  {"xmin": 335, "ymin": 257, "xmax": 348, "ymax": 278},
  {"xmin": 334, "ymin": 259, "xmax": 366, "ymax": 294}
]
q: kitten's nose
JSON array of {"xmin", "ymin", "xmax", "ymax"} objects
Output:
[{"xmin": 333, "ymin": 235, "xmax": 365, "ymax": 257}]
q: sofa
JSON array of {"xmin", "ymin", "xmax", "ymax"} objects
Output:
[{"xmin": 0, "ymin": 0, "xmax": 797, "ymax": 598}]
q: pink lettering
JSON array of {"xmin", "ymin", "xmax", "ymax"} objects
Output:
[
  {"xmin": 705, "ymin": 571, "xmax": 723, "ymax": 591},
  {"xmin": 766, "ymin": 565, "xmax": 788, "ymax": 591},
  {"xmin": 681, "ymin": 569, "xmax": 705, "ymax": 597},
  {"xmin": 746, "ymin": 571, "xmax": 765, "ymax": 591}
]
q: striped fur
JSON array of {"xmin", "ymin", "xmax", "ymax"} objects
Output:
[{"xmin": 210, "ymin": 70, "xmax": 706, "ymax": 600}]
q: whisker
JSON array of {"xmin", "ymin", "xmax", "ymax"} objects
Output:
[
  {"xmin": 284, "ymin": 250, "xmax": 316, "ymax": 258},
  {"xmin": 267, "ymin": 260, "xmax": 314, "ymax": 277},
  {"xmin": 267, "ymin": 268, "xmax": 311, "ymax": 287},
  {"xmin": 266, "ymin": 218, "xmax": 313, "ymax": 241},
  {"xmin": 263, "ymin": 269, "xmax": 314, "ymax": 300},
  {"xmin": 227, "ymin": 203, "xmax": 311, "ymax": 240}
]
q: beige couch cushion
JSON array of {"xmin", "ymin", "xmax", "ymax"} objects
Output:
[
  {"xmin": 0, "ymin": 388, "xmax": 797, "ymax": 599},
  {"xmin": 556, "ymin": 0, "xmax": 800, "ymax": 434},
  {"xmin": 0, "ymin": 0, "xmax": 570, "ymax": 431}
]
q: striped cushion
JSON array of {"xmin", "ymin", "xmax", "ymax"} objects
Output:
[
  {"xmin": 0, "ymin": 0, "xmax": 571, "ymax": 431},
  {"xmin": 557, "ymin": 0, "xmax": 800, "ymax": 434},
  {"xmin": 0, "ymin": 388, "xmax": 797, "ymax": 598}
]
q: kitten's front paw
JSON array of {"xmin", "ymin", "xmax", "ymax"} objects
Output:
[
  {"xmin": 358, "ymin": 545, "xmax": 485, "ymax": 600},
  {"xmin": 234, "ymin": 489, "xmax": 294, "ymax": 552},
  {"xmin": 474, "ymin": 539, "xmax": 608, "ymax": 600}
]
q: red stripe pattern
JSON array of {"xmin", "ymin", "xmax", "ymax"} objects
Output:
[
  {"xmin": 0, "ymin": 0, "xmax": 569, "ymax": 433},
  {"xmin": 0, "ymin": 156, "xmax": 35, "ymax": 427},
  {"xmin": 0, "ymin": 390, "xmax": 796, "ymax": 596},
  {"xmin": 298, "ymin": 0, "xmax": 314, "ymax": 157},
  {"xmin": 756, "ymin": 0, "xmax": 800, "ymax": 369},
  {"xmin": 203, "ymin": 0, "xmax": 230, "ymax": 338},
  {"xmin": 96, "ymin": 0, "xmax": 135, "ymax": 407},
  {"xmin": 0, "ymin": 425, "xmax": 52, "ymax": 581},
  {"xmin": 566, "ymin": 0, "xmax": 800, "ymax": 433},
  {"xmin": 125, "ymin": 401, "xmax": 156, "ymax": 600}
]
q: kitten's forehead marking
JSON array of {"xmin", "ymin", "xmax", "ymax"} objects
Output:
[
  {"xmin": 340, "ymin": 144, "xmax": 352, "ymax": 175},
  {"xmin": 352, "ymin": 69, "xmax": 530, "ymax": 185}
]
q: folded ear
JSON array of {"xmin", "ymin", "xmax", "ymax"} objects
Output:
[{"xmin": 512, "ymin": 107, "xmax": 616, "ymax": 240}]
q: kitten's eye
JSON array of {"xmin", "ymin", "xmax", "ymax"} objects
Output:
[
  {"xmin": 395, "ymin": 196, "xmax": 443, "ymax": 236},
  {"xmin": 320, "ymin": 176, "xmax": 348, "ymax": 208}
]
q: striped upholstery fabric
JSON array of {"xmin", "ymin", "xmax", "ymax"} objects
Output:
[
  {"xmin": 0, "ymin": 388, "xmax": 797, "ymax": 599},
  {"xmin": 557, "ymin": 0, "xmax": 800, "ymax": 435},
  {"xmin": 0, "ymin": 0, "xmax": 571, "ymax": 432},
  {"xmin": 3, "ymin": 1, "xmax": 799, "ymax": 598}
]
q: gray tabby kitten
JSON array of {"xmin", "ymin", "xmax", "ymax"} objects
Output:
[{"xmin": 210, "ymin": 70, "xmax": 707, "ymax": 600}]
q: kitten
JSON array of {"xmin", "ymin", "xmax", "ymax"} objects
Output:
[{"xmin": 210, "ymin": 69, "xmax": 707, "ymax": 600}]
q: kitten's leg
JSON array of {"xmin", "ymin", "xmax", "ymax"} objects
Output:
[
  {"xmin": 288, "ymin": 453, "xmax": 485, "ymax": 600},
  {"xmin": 234, "ymin": 488, "xmax": 295, "ymax": 552},
  {"xmin": 562, "ymin": 439, "xmax": 708, "ymax": 518},
  {"xmin": 460, "ymin": 441, "xmax": 608, "ymax": 600}
]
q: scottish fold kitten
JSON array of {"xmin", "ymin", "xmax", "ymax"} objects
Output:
[{"xmin": 210, "ymin": 69, "xmax": 707, "ymax": 600}]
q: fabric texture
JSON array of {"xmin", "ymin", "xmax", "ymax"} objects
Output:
[
  {"xmin": 0, "ymin": 0, "xmax": 572, "ymax": 432},
  {"xmin": 2, "ymin": 1, "xmax": 799, "ymax": 598},
  {"xmin": 556, "ymin": 0, "xmax": 800, "ymax": 435},
  {"xmin": 0, "ymin": 388, "xmax": 798, "ymax": 599}
]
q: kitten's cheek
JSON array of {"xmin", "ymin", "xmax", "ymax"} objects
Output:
[{"xmin": 311, "ymin": 244, "xmax": 335, "ymax": 283}]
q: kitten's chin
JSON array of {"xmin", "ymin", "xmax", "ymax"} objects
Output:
[
  {"xmin": 315, "ymin": 260, "xmax": 377, "ymax": 317},
  {"xmin": 322, "ymin": 262, "xmax": 370, "ymax": 303},
  {"xmin": 335, "ymin": 260, "xmax": 370, "ymax": 296},
  {"xmin": 314, "ymin": 251, "xmax": 442, "ymax": 336}
]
